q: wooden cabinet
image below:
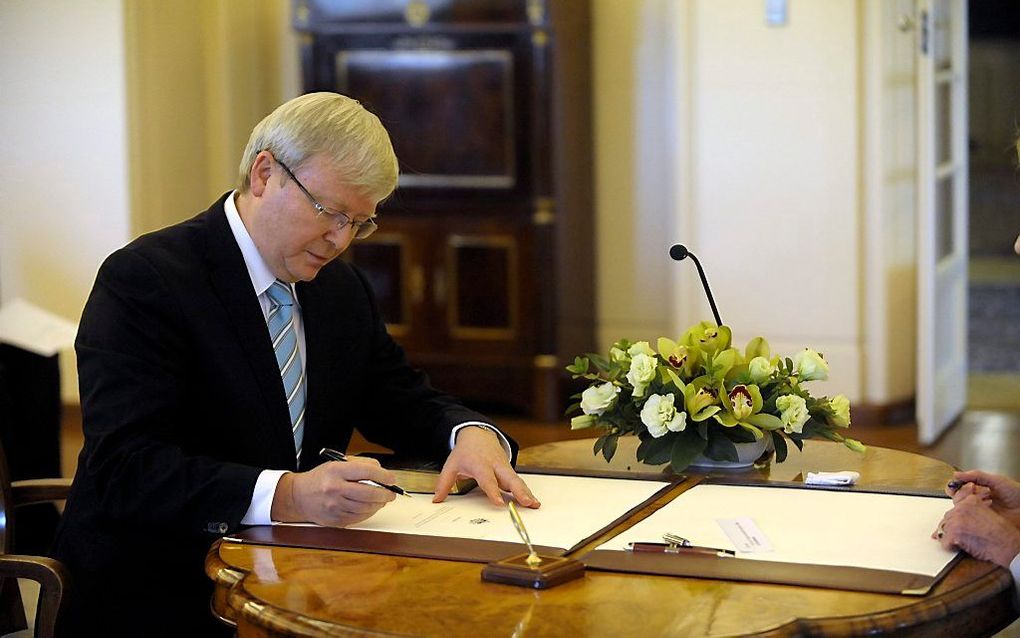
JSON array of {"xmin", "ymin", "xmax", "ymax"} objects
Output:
[{"xmin": 293, "ymin": 0, "xmax": 593, "ymax": 419}]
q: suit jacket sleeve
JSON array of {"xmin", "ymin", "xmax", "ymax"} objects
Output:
[{"xmin": 76, "ymin": 247, "xmax": 261, "ymax": 539}]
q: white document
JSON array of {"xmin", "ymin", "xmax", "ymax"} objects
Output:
[
  {"xmin": 599, "ymin": 484, "xmax": 959, "ymax": 577},
  {"xmin": 717, "ymin": 517, "xmax": 773, "ymax": 553},
  {"xmin": 0, "ymin": 298, "xmax": 77, "ymax": 356},
  {"xmin": 342, "ymin": 473, "xmax": 671, "ymax": 551}
]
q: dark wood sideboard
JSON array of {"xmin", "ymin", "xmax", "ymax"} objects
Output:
[{"xmin": 292, "ymin": 0, "xmax": 595, "ymax": 419}]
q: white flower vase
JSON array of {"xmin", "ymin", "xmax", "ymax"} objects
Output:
[{"xmin": 689, "ymin": 437, "xmax": 770, "ymax": 470}]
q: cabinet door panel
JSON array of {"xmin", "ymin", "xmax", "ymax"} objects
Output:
[
  {"xmin": 337, "ymin": 49, "xmax": 516, "ymax": 190},
  {"xmin": 345, "ymin": 235, "xmax": 409, "ymax": 333},
  {"xmin": 446, "ymin": 235, "xmax": 517, "ymax": 338}
]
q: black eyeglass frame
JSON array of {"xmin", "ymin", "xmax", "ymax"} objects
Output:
[{"xmin": 273, "ymin": 156, "xmax": 378, "ymax": 240}]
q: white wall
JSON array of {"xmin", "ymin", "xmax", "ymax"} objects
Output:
[
  {"xmin": 0, "ymin": 0, "xmax": 131, "ymax": 400},
  {"xmin": 687, "ymin": 1, "xmax": 862, "ymax": 399},
  {"xmin": 592, "ymin": 0, "xmax": 680, "ymax": 348},
  {"xmin": 590, "ymin": 0, "xmax": 933, "ymax": 408}
]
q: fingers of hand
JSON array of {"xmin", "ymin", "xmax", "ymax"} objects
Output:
[
  {"xmin": 494, "ymin": 466, "xmax": 540, "ymax": 508},
  {"xmin": 474, "ymin": 470, "xmax": 507, "ymax": 507},
  {"xmin": 326, "ymin": 458, "xmax": 396, "ymax": 486},
  {"xmin": 432, "ymin": 465, "xmax": 459, "ymax": 503}
]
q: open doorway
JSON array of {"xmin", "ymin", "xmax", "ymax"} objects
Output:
[{"xmin": 966, "ymin": 1, "xmax": 1020, "ymax": 411}]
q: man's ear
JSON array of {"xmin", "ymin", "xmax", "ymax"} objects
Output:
[{"xmin": 249, "ymin": 151, "xmax": 274, "ymax": 197}]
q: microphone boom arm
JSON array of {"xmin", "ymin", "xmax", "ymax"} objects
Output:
[
  {"xmin": 669, "ymin": 244, "xmax": 723, "ymax": 327},
  {"xmin": 688, "ymin": 252, "xmax": 723, "ymax": 327}
]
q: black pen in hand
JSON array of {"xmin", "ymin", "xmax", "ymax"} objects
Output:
[{"xmin": 319, "ymin": 447, "xmax": 412, "ymax": 497}]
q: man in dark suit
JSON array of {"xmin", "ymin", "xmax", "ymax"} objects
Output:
[{"xmin": 52, "ymin": 92, "xmax": 539, "ymax": 636}]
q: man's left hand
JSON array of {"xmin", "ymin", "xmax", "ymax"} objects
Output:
[{"xmin": 433, "ymin": 426, "xmax": 540, "ymax": 509}]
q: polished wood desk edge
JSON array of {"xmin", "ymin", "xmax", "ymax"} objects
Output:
[{"xmin": 752, "ymin": 564, "xmax": 1015, "ymax": 637}]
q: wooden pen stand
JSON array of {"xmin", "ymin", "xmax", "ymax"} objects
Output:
[{"xmin": 481, "ymin": 553, "xmax": 585, "ymax": 589}]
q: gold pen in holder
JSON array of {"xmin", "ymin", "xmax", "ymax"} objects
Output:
[{"xmin": 507, "ymin": 501, "xmax": 542, "ymax": 567}]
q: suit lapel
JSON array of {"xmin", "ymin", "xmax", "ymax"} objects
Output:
[{"xmin": 202, "ymin": 195, "xmax": 297, "ymax": 470}]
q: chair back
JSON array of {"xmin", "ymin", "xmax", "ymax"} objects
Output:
[
  {"xmin": 0, "ymin": 438, "xmax": 71, "ymax": 638},
  {"xmin": 0, "ymin": 438, "xmax": 27, "ymax": 633}
]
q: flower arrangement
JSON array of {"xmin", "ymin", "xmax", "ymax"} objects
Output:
[{"xmin": 566, "ymin": 321, "xmax": 865, "ymax": 473}]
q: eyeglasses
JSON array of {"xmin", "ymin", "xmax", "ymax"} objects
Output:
[{"xmin": 274, "ymin": 157, "xmax": 378, "ymax": 239}]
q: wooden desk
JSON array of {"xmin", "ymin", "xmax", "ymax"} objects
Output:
[{"xmin": 206, "ymin": 440, "xmax": 1018, "ymax": 636}]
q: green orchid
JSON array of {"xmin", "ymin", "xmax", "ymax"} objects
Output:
[
  {"xmin": 656, "ymin": 337, "xmax": 701, "ymax": 378},
  {"xmin": 702, "ymin": 347, "xmax": 740, "ymax": 383},
  {"xmin": 744, "ymin": 336, "xmax": 771, "ymax": 360},
  {"xmin": 715, "ymin": 383, "xmax": 784, "ymax": 439},
  {"xmin": 683, "ymin": 378, "xmax": 722, "ymax": 422},
  {"xmin": 682, "ymin": 321, "xmax": 732, "ymax": 356}
]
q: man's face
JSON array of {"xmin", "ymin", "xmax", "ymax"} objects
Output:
[{"xmin": 249, "ymin": 152, "xmax": 378, "ymax": 282}]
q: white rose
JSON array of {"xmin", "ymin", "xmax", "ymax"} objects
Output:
[
  {"xmin": 748, "ymin": 356, "xmax": 775, "ymax": 384},
  {"xmin": 829, "ymin": 394, "xmax": 851, "ymax": 427},
  {"xmin": 579, "ymin": 382, "xmax": 621, "ymax": 416},
  {"xmin": 626, "ymin": 353, "xmax": 657, "ymax": 398},
  {"xmin": 776, "ymin": 394, "xmax": 810, "ymax": 434},
  {"xmin": 793, "ymin": 349, "xmax": 829, "ymax": 382},
  {"xmin": 628, "ymin": 341, "xmax": 656, "ymax": 357},
  {"xmin": 640, "ymin": 393, "xmax": 687, "ymax": 438}
]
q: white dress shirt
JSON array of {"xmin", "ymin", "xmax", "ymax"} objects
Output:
[
  {"xmin": 1010, "ymin": 553, "xmax": 1020, "ymax": 608},
  {"xmin": 223, "ymin": 193, "xmax": 508, "ymax": 525}
]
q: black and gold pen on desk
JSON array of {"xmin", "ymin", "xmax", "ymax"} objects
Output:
[
  {"xmin": 625, "ymin": 542, "xmax": 735, "ymax": 558},
  {"xmin": 319, "ymin": 447, "xmax": 412, "ymax": 497},
  {"xmin": 626, "ymin": 532, "xmax": 735, "ymax": 558}
]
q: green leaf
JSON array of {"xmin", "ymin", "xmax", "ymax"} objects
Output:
[
  {"xmin": 670, "ymin": 431, "xmax": 709, "ymax": 473},
  {"xmin": 564, "ymin": 402, "xmax": 581, "ymax": 416},
  {"xmin": 665, "ymin": 368, "xmax": 686, "ymax": 391},
  {"xmin": 589, "ymin": 353, "xmax": 611, "ymax": 371},
  {"xmin": 714, "ymin": 412, "xmax": 738, "ymax": 427},
  {"xmin": 788, "ymin": 433, "xmax": 805, "ymax": 451},
  {"xmin": 638, "ymin": 434, "xmax": 674, "ymax": 465},
  {"xmin": 746, "ymin": 413, "xmax": 783, "ymax": 431},
  {"xmin": 565, "ymin": 356, "xmax": 590, "ymax": 375},
  {"xmin": 704, "ymin": 432, "xmax": 739, "ymax": 462},
  {"xmin": 772, "ymin": 431, "xmax": 788, "ymax": 462},
  {"xmin": 691, "ymin": 405, "xmax": 722, "ymax": 422},
  {"xmin": 593, "ymin": 436, "xmax": 606, "ymax": 456},
  {"xmin": 602, "ymin": 433, "xmax": 620, "ymax": 462},
  {"xmin": 737, "ymin": 423, "xmax": 764, "ymax": 440}
]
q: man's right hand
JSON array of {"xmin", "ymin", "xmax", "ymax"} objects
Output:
[{"xmin": 271, "ymin": 455, "xmax": 396, "ymax": 527}]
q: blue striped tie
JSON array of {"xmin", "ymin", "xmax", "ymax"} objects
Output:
[{"xmin": 266, "ymin": 280, "xmax": 306, "ymax": 461}]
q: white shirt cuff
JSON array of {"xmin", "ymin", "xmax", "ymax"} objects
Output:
[
  {"xmin": 1009, "ymin": 553, "xmax": 1020, "ymax": 610},
  {"xmin": 450, "ymin": 422, "xmax": 512, "ymax": 460},
  {"xmin": 241, "ymin": 469, "xmax": 289, "ymax": 525}
]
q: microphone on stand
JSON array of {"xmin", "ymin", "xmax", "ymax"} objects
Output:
[{"xmin": 669, "ymin": 244, "xmax": 723, "ymax": 326}]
